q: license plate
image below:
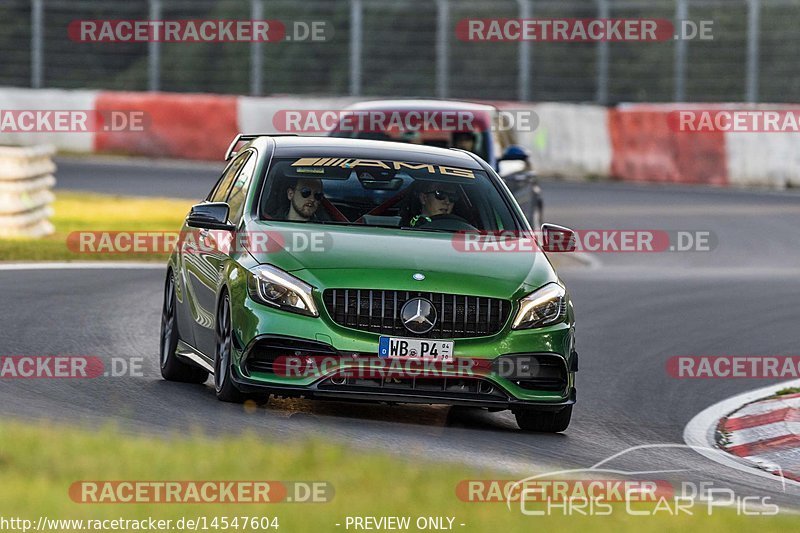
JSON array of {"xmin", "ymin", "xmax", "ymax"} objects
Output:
[{"xmin": 378, "ymin": 336, "xmax": 454, "ymax": 360}]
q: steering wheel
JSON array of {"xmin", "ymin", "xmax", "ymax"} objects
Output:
[{"xmin": 416, "ymin": 213, "xmax": 477, "ymax": 231}]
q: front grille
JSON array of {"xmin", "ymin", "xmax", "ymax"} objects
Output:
[{"xmin": 322, "ymin": 289, "xmax": 511, "ymax": 338}]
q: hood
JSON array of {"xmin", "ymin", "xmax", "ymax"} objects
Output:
[{"xmin": 246, "ymin": 221, "xmax": 558, "ymax": 299}]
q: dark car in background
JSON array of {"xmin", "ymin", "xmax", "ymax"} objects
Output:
[{"xmin": 328, "ymin": 99, "xmax": 544, "ymax": 229}]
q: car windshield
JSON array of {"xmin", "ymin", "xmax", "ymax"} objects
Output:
[{"xmin": 259, "ymin": 157, "xmax": 521, "ymax": 232}]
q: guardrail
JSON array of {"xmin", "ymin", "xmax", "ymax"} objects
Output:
[{"xmin": 0, "ymin": 145, "xmax": 56, "ymax": 238}]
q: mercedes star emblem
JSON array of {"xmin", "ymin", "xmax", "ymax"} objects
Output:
[{"xmin": 400, "ymin": 298, "xmax": 437, "ymax": 334}]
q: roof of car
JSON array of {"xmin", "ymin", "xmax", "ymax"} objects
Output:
[
  {"xmin": 343, "ymin": 99, "xmax": 496, "ymax": 114},
  {"xmin": 268, "ymin": 135, "xmax": 484, "ymax": 170}
]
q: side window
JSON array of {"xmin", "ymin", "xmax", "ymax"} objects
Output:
[
  {"xmin": 208, "ymin": 153, "xmax": 249, "ymax": 203},
  {"xmin": 225, "ymin": 153, "xmax": 257, "ymax": 224}
]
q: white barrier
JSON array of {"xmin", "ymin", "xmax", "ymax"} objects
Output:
[
  {"xmin": 0, "ymin": 144, "xmax": 56, "ymax": 238},
  {"xmin": 237, "ymin": 96, "xmax": 359, "ymax": 136},
  {"xmin": 725, "ymin": 129, "xmax": 800, "ymax": 189},
  {"xmin": 0, "ymin": 88, "xmax": 98, "ymax": 153},
  {"xmin": 517, "ymin": 103, "xmax": 612, "ymax": 180}
]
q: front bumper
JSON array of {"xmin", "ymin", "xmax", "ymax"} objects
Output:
[
  {"xmin": 227, "ymin": 278, "xmax": 577, "ymax": 409},
  {"xmin": 231, "ymin": 361, "xmax": 577, "ymax": 410},
  {"xmin": 232, "ymin": 332, "xmax": 576, "ymax": 410}
]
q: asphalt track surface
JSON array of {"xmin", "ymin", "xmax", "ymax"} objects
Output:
[{"xmin": 5, "ymin": 156, "xmax": 800, "ymax": 510}]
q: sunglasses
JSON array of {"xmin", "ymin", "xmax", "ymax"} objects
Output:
[
  {"xmin": 425, "ymin": 189, "xmax": 459, "ymax": 203},
  {"xmin": 299, "ymin": 187, "xmax": 324, "ymax": 201}
]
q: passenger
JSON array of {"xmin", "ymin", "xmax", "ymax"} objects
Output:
[{"xmin": 409, "ymin": 183, "xmax": 460, "ymax": 227}]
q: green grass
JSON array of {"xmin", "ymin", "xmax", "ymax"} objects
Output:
[
  {"xmin": 0, "ymin": 192, "xmax": 193, "ymax": 262},
  {"xmin": 0, "ymin": 191, "xmax": 578, "ymax": 270},
  {"xmin": 775, "ymin": 387, "xmax": 800, "ymax": 396},
  {"xmin": 0, "ymin": 420, "xmax": 794, "ymax": 532}
]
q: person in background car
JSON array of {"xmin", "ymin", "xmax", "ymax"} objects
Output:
[{"xmin": 452, "ymin": 131, "xmax": 476, "ymax": 153}]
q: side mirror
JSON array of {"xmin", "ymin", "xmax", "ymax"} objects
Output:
[
  {"xmin": 540, "ymin": 223, "xmax": 576, "ymax": 252},
  {"xmin": 186, "ymin": 202, "xmax": 235, "ymax": 231},
  {"xmin": 499, "ymin": 145, "xmax": 530, "ymax": 162}
]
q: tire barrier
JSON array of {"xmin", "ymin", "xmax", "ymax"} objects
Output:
[{"xmin": 0, "ymin": 144, "xmax": 56, "ymax": 238}]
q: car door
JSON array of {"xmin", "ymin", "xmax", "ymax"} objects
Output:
[
  {"xmin": 189, "ymin": 151, "xmax": 258, "ymax": 357},
  {"xmin": 180, "ymin": 151, "xmax": 252, "ymax": 356}
]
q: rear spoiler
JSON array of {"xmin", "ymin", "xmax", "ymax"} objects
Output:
[{"xmin": 224, "ymin": 133, "xmax": 298, "ymax": 161}]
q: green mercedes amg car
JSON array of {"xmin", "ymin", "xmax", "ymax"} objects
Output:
[{"xmin": 160, "ymin": 134, "xmax": 578, "ymax": 432}]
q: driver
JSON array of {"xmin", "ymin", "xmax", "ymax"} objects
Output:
[
  {"xmin": 409, "ymin": 183, "xmax": 460, "ymax": 227},
  {"xmin": 285, "ymin": 178, "xmax": 325, "ymax": 221}
]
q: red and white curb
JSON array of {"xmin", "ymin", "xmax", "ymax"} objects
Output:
[
  {"xmin": 685, "ymin": 379, "xmax": 800, "ymax": 487},
  {"xmin": 718, "ymin": 392, "xmax": 800, "ymax": 481}
]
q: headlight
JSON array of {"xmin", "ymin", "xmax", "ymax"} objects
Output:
[
  {"xmin": 247, "ymin": 265, "xmax": 319, "ymax": 317},
  {"xmin": 512, "ymin": 283, "xmax": 567, "ymax": 329}
]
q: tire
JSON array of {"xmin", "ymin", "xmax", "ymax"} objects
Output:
[
  {"xmin": 214, "ymin": 292, "xmax": 247, "ymax": 403},
  {"xmin": 515, "ymin": 405, "xmax": 572, "ymax": 433},
  {"xmin": 160, "ymin": 271, "xmax": 209, "ymax": 384}
]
